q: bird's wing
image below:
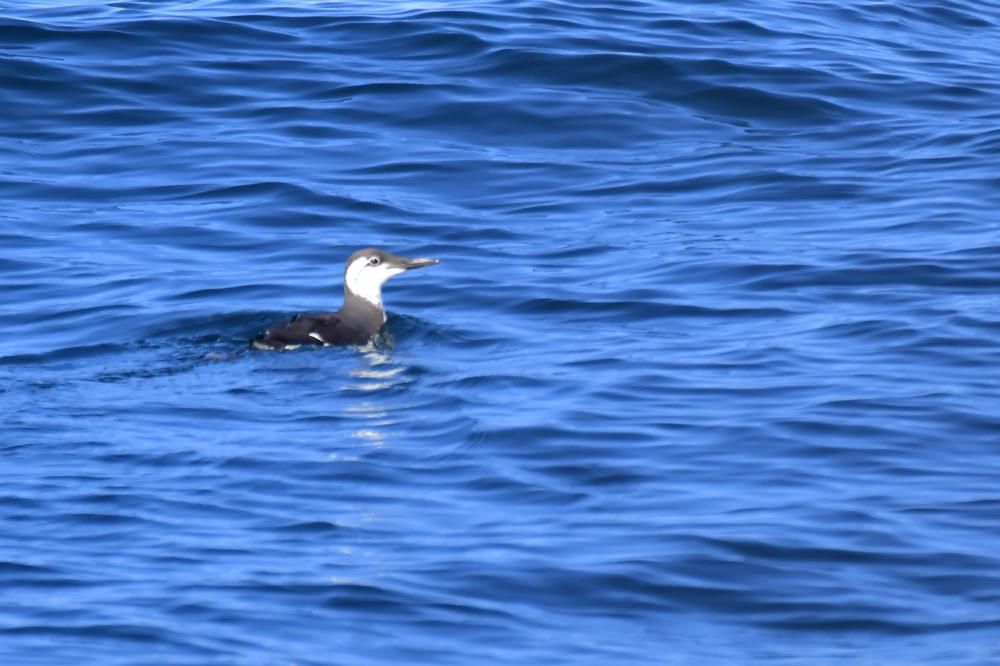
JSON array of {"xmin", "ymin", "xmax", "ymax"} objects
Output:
[{"xmin": 251, "ymin": 313, "xmax": 368, "ymax": 349}]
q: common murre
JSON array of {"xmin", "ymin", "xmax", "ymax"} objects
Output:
[{"xmin": 251, "ymin": 247, "xmax": 439, "ymax": 350}]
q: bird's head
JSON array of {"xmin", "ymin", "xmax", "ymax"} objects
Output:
[{"xmin": 343, "ymin": 247, "xmax": 439, "ymax": 308}]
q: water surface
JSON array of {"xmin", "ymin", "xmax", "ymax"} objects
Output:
[{"xmin": 2, "ymin": 1, "xmax": 1000, "ymax": 664}]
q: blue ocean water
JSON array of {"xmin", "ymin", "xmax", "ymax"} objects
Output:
[{"xmin": 2, "ymin": 0, "xmax": 1000, "ymax": 663}]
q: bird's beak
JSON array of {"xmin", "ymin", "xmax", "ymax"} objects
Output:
[{"xmin": 399, "ymin": 257, "xmax": 440, "ymax": 270}]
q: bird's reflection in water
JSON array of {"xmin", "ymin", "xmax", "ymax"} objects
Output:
[
  {"xmin": 343, "ymin": 351, "xmax": 408, "ymax": 445},
  {"xmin": 348, "ymin": 351, "xmax": 407, "ymax": 391}
]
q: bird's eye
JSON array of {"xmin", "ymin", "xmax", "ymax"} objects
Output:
[{"xmin": 369, "ymin": 256, "xmax": 381, "ymax": 266}]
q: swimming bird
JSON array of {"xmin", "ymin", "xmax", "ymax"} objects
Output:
[{"xmin": 251, "ymin": 247, "xmax": 439, "ymax": 350}]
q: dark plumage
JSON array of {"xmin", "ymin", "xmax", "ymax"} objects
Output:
[{"xmin": 251, "ymin": 247, "xmax": 439, "ymax": 350}]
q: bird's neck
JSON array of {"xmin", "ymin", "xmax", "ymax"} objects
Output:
[
  {"xmin": 343, "ymin": 265, "xmax": 386, "ymax": 316},
  {"xmin": 344, "ymin": 287, "xmax": 387, "ymax": 325}
]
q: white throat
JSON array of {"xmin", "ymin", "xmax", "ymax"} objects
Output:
[{"xmin": 344, "ymin": 257, "xmax": 404, "ymax": 319}]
